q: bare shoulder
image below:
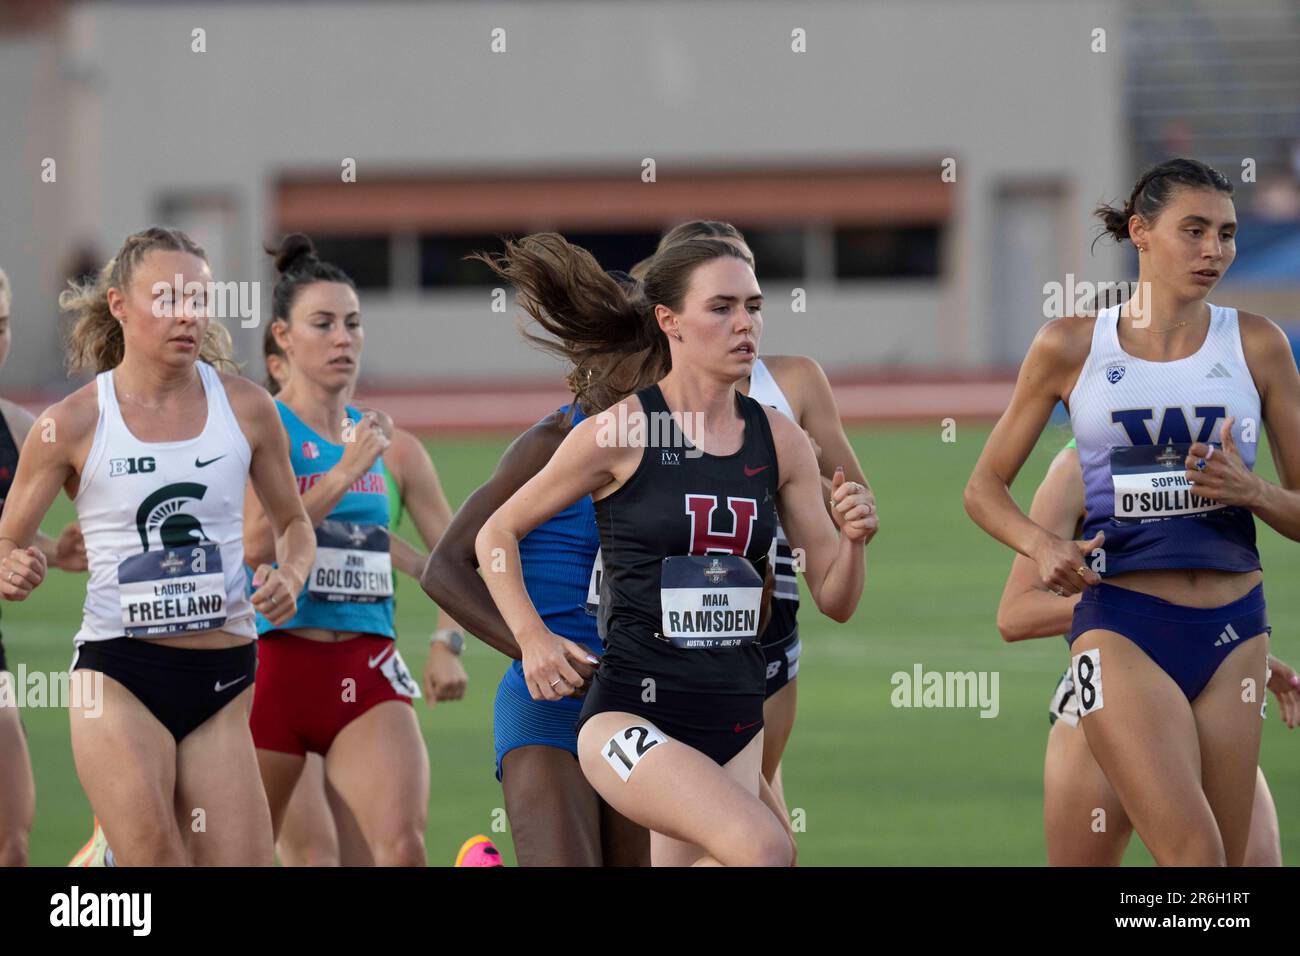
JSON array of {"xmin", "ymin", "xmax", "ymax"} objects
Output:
[
  {"xmin": 761, "ymin": 354, "xmax": 829, "ymax": 401},
  {"xmin": 23, "ymin": 380, "xmax": 100, "ymax": 456},
  {"xmin": 1236, "ymin": 309, "xmax": 1291, "ymax": 352},
  {"xmin": 577, "ymin": 394, "xmax": 646, "ymax": 476},
  {"xmin": 586, "ymin": 393, "xmax": 645, "ymax": 437},
  {"xmin": 1235, "ymin": 310, "xmax": 1299, "ymax": 399},
  {"xmin": 42, "ymin": 381, "xmax": 99, "ymax": 435},
  {"xmin": 761, "ymin": 354, "xmax": 823, "ymax": 380},
  {"xmin": 387, "ymin": 426, "xmax": 428, "ymax": 465},
  {"xmin": 216, "ymin": 372, "xmax": 281, "ymax": 451},
  {"xmin": 217, "ymin": 371, "xmax": 276, "ymax": 420},
  {"xmin": 1035, "ymin": 315, "xmax": 1096, "ymax": 364}
]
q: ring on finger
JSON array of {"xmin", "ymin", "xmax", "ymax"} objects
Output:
[
  {"xmin": 1074, "ymin": 566, "xmax": 1088, "ymax": 576},
  {"xmin": 549, "ymin": 678, "xmax": 562, "ymax": 688}
]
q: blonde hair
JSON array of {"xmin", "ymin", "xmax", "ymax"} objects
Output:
[
  {"xmin": 59, "ymin": 226, "xmax": 237, "ymax": 374},
  {"xmin": 0, "ymin": 266, "xmax": 10, "ymax": 306}
]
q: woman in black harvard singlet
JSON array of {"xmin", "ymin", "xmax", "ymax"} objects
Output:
[
  {"xmin": 0, "ymin": 267, "xmax": 87, "ymax": 866},
  {"xmin": 477, "ymin": 237, "xmax": 879, "ymax": 866}
]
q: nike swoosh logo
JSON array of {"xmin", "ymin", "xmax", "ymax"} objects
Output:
[
  {"xmin": 368, "ymin": 647, "xmax": 395, "ymax": 669},
  {"xmin": 733, "ymin": 719, "xmax": 762, "ymax": 733},
  {"xmin": 213, "ymin": 675, "xmax": 247, "ymax": 693},
  {"xmin": 743, "ymin": 465, "xmax": 769, "ymax": 477},
  {"xmin": 195, "ymin": 455, "xmax": 226, "ymax": 468}
]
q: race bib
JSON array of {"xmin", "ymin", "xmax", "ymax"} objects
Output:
[
  {"xmin": 585, "ymin": 548, "xmax": 603, "ymax": 615},
  {"xmin": 118, "ymin": 543, "xmax": 227, "ymax": 638},
  {"xmin": 659, "ymin": 554, "xmax": 763, "ymax": 649},
  {"xmin": 373, "ymin": 645, "xmax": 421, "ymax": 699},
  {"xmin": 1048, "ymin": 666, "xmax": 1080, "ymax": 727},
  {"xmin": 1071, "ymin": 648, "xmax": 1104, "ymax": 717},
  {"xmin": 602, "ymin": 723, "xmax": 667, "ymax": 782},
  {"xmin": 308, "ymin": 520, "xmax": 393, "ymax": 603},
  {"xmin": 1110, "ymin": 443, "xmax": 1224, "ymax": 522}
]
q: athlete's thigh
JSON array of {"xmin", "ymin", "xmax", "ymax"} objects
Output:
[
  {"xmin": 69, "ymin": 672, "xmax": 184, "ymax": 865},
  {"xmin": 1244, "ymin": 766, "xmax": 1281, "ymax": 867},
  {"xmin": 578, "ymin": 712, "xmax": 777, "ymax": 865},
  {"xmin": 599, "ymin": 794, "xmax": 651, "ymax": 867},
  {"xmin": 277, "ymin": 754, "xmax": 341, "ymax": 867},
  {"xmin": 647, "ymin": 731, "xmax": 766, "ymax": 867},
  {"xmin": 761, "ymin": 678, "xmax": 797, "ymax": 783},
  {"xmin": 322, "ymin": 770, "xmax": 374, "ymax": 867},
  {"xmin": 0, "ymin": 698, "xmax": 35, "ymax": 862},
  {"xmin": 1042, "ymin": 719, "xmax": 1130, "ymax": 866},
  {"xmin": 257, "ymin": 747, "xmax": 307, "ymax": 839},
  {"xmin": 1073, "ymin": 629, "xmax": 1221, "ymax": 864},
  {"xmin": 325, "ymin": 701, "xmax": 430, "ymax": 840},
  {"xmin": 176, "ymin": 686, "xmax": 274, "ymax": 866},
  {"xmin": 1192, "ymin": 633, "xmax": 1269, "ymax": 867},
  {"xmin": 501, "ymin": 744, "xmax": 602, "ymax": 867}
]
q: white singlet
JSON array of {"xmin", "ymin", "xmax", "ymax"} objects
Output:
[
  {"xmin": 73, "ymin": 361, "xmax": 256, "ymax": 644},
  {"xmin": 748, "ymin": 358, "xmax": 801, "ymax": 607}
]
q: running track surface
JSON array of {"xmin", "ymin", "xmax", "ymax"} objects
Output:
[
  {"xmin": 351, "ymin": 376, "xmax": 1018, "ymax": 435},
  {"xmin": 16, "ymin": 375, "xmax": 1017, "ymax": 437}
]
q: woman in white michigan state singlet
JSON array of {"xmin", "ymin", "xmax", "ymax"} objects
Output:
[{"xmin": 0, "ymin": 227, "xmax": 314, "ymax": 866}]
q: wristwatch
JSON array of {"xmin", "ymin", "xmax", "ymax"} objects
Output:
[{"xmin": 431, "ymin": 628, "xmax": 465, "ymax": 655}]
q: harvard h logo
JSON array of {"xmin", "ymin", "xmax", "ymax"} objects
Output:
[{"xmin": 684, "ymin": 495, "xmax": 757, "ymax": 556}]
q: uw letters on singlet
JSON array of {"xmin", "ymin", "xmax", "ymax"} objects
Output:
[
  {"xmin": 659, "ymin": 554, "xmax": 762, "ymax": 649},
  {"xmin": 308, "ymin": 520, "xmax": 393, "ymax": 603},
  {"xmin": 118, "ymin": 543, "xmax": 227, "ymax": 637},
  {"xmin": 1110, "ymin": 443, "xmax": 1225, "ymax": 522}
]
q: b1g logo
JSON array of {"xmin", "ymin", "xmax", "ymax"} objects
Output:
[
  {"xmin": 109, "ymin": 456, "xmax": 157, "ymax": 477},
  {"xmin": 684, "ymin": 494, "xmax": 757, "ymax": 556},
  {"xmin": 1111, "ymin": 405, "xmax": 1226, "ymax": 445}
]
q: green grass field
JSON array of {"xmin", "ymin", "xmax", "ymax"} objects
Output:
[{"xmin": 6, "ymin": 424, "xmax": 1297, "ymax": 866}]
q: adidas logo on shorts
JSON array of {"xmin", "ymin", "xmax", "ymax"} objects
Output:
[{"xmin": 1212, "ymin": 623, "xmax": 1242, "ymax": 647}]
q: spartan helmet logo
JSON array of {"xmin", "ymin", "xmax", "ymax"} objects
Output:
[{"xmin": 134, "ymin": 482, "xmax": 211, "ymax": 551}]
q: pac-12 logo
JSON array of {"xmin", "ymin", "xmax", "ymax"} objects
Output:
[
  {"xmin": 684, "ymin": 495, "xmax": 757, "ymax": 556},
  {"xmin": 1105, "ymin": 364, "xmax": 1125, "ymax": 384},
  {"xmin": 109, "ymin": 456, "xmax": 157, "ymax": 476}
]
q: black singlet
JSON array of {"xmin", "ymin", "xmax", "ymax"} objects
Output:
[
  {"xmin": 0, "ymin": 407, "xmax": 18, "ymax": 508},
  {"xmin": 593, "ymin": 384, "xmax": 779, "ymax": 696}
]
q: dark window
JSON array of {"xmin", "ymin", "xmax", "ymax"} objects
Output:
[
  {"xmin": 557, "ymin": 231, "xmax": 661, "ymax": 276},
  {"xmin": 420, "ymin": 234, "xmax": 510, "ymax": 288},
  {"xmin": 421, "ymin": 231, "xmax": 661, "ymax": 287},
  {"xmin": 310, "ymin": 236, "xmax": 390, "ymax": 289},
  {"xmin": 834, "ymin": 226, "xmax": 941, "ymax": 279},
  {"xmin": 732, "ymin": 226, "xmax": 804, "ymax": 280}
]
